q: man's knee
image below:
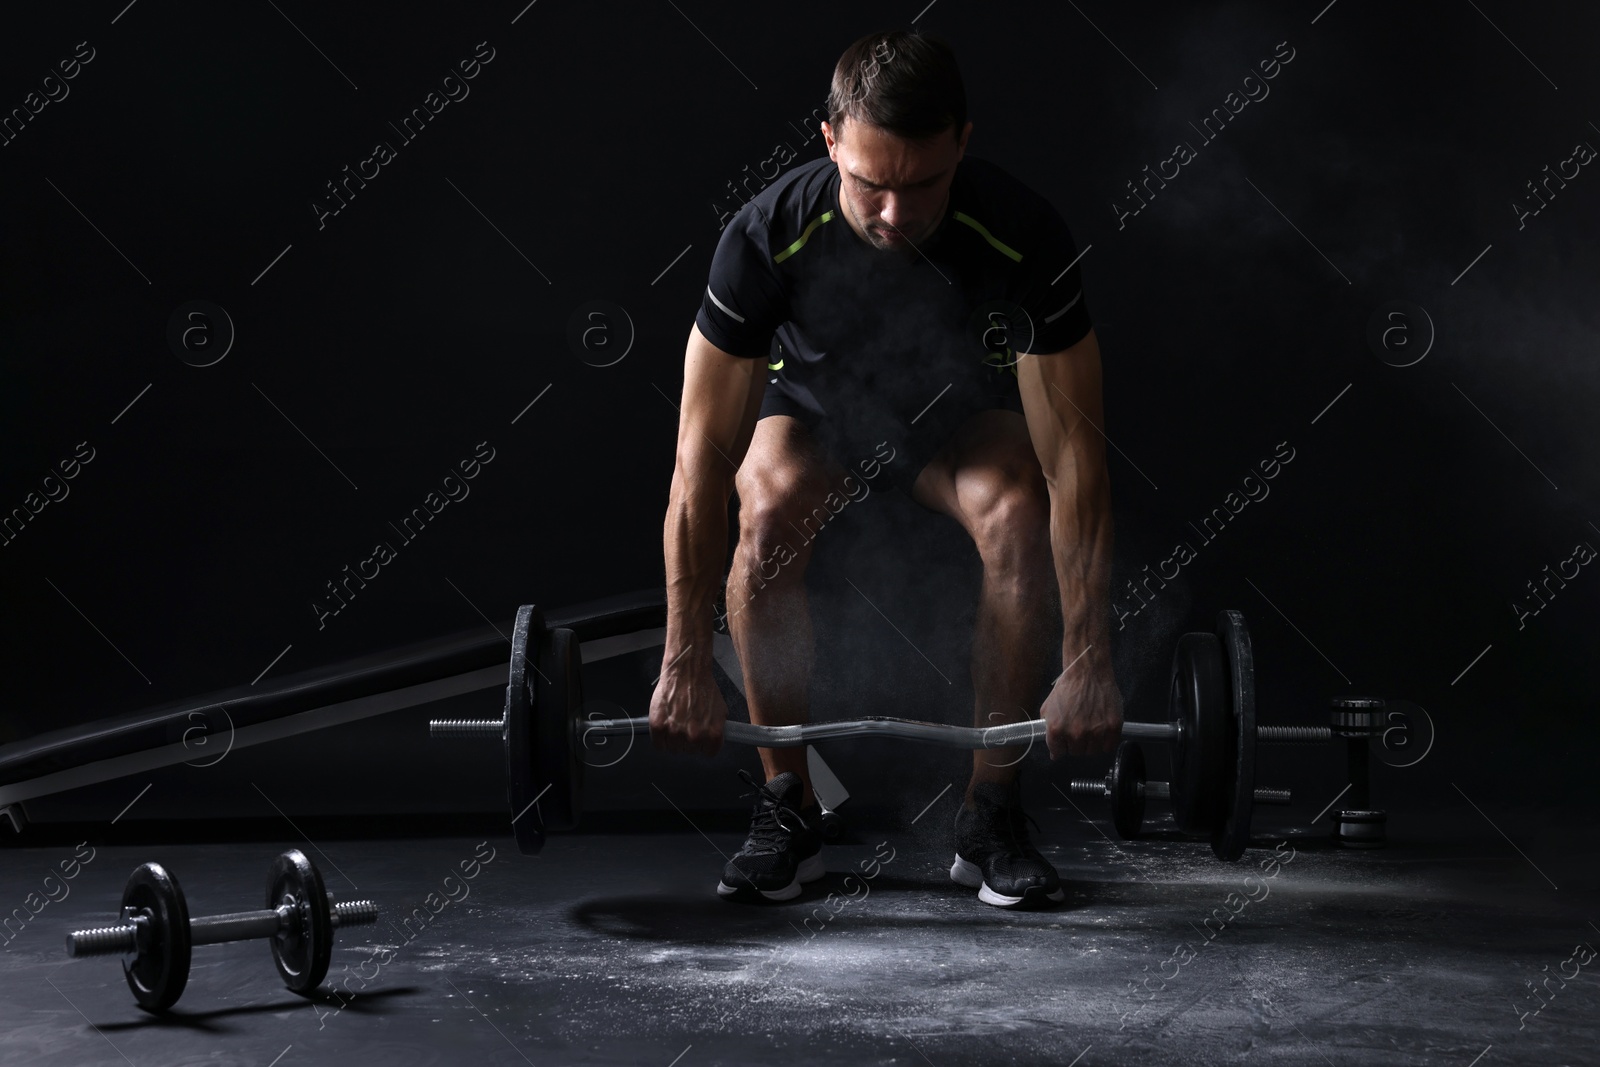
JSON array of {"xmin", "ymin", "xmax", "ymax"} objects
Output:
[
  {"xmin": 734, "ymin": 474, "xmax": 821, "ymax": 585},
  {"xmin": 969, "ymin": 468, "xmax": 1051, "ymax": 571}
]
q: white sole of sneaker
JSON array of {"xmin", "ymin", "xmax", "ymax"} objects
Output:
[
  {"xmin": 717, "ymin": 850, "xmax": 827, "ymax": 902},
  {"xmin": 949, "ymin": 854, "xmax": 1065, "ymax": 908}
]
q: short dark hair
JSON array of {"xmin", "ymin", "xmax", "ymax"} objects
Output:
[{"xmin": 827, "ymin": 29, "xmax": 966, "ymax": 143}]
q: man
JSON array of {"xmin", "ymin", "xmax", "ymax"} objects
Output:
[{"xmin": 650, "ymin": 28, "xmax": 1123, "ymax": 908}]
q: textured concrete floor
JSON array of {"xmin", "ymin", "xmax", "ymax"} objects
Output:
[{"xmin": 3, "ymin": 802, "xmax": 1596, "ymax": 1066}]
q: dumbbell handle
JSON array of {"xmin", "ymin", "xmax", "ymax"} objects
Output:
[
  {"xmin": 66, "ymin": 898, "xmax": 378, "ymax": 958},
  {"xmin": 1069, "ymin": 778, "xmax": 1292, "ymax": 805},
  {"xmin": 431, "ymin": 715, "xmax": 1333, "ymax": 748}
]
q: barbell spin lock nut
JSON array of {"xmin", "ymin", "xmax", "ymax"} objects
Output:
[
  {"xmin": 1335, "ymin": 809, "xmax": 1388, "ymax": 848},
  {"xmin": 1330, "ymin": 697, "xmax": 1387, "ymax": 738}
]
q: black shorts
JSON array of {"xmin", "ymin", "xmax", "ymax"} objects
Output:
[{"xmin": 756, "ymin": 358, "xmax": 1026, "ymax": 494}]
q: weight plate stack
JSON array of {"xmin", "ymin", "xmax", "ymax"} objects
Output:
[
  {"xmin": 507, "ymin": 604, "xmax": 549, "ymax": 855},
  {"xmin": 1211, "ymin": 609, "xmax": 1258, "ymax": 862},
  {"xmin": 267, "ymin": 848, "xmax": 333, "ymax": 995},
  {"xmin": 1110, "ymin": 741, "xmax": 1147, "ymax": 840},
  {"xmin": 1169, "ymin": 631, "xmax": 1227, "ymax": 835},
  {"xmin": 120, "ymin": 862, "xmax": 192, "ymax": 1012},
  {"xmin": 535, "ymin": 625, "xmax": 584, "ymax": 836}
]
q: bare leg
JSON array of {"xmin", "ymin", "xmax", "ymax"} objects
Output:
[
  {"xmin": 728, "ymin": 415, "xmax": 852, "ymax": 808},
  {"xmin": 908, "ymin": 409, "xmax": 1057, "ymax": 801}
]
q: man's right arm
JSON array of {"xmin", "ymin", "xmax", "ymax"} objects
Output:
[{"xmin": 651, "ymin": 322, "xmax": 766, "ymax": 754}]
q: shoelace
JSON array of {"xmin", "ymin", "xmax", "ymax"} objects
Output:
[
  {"xmin": 1003, "ymin": 805, "xmax": 1046, "ymax": 857},
  {"xmin": 968, "ymin": 792, "xmax": 1045, "ymax": 857},
  {"xmin": 737, "ymin": 769, "xmax": 806, "ymax": 854}
]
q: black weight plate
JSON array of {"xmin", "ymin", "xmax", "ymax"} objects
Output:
[
  {"xmin": 1168, "ymin": 631, "xmax": 1227, "ymax": 835},
  {"xmin": 1211, "ymin": 609, "xmax": 1258, "ymax": 862},
  {"xmin": 507, "ymin": 604, "xmax": 549, "ymax": 855},
  {"xmin": 268, "ymin": 848, "xmax": 333, "ymax": 994},
  {"xmin": 121, "ymin": 862, "xmax": 191, "ymax": 1012},
  {"xmin": 534, "ymin": 626, "xmax": 583, "ymax": 834},
  {"xmin": 1110, "ymin": 741, "xmax": 1147, "ymax": 840}
]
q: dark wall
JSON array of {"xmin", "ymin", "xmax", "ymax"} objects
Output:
[{"xmin": 2, "ymin": 1, "xmax": 1596, "ymax": 817}]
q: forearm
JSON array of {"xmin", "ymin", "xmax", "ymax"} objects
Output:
[
  {"xmin": 1045, "ymin": 442, "xmax": 1115, "ymax": 662},
  {"xmin": 662, "ymin": 459, "xmax": 733, "ymax": 672}
]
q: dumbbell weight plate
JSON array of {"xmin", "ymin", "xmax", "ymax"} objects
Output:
[
  {"xmin": 506, "ymin": 604, "xmax": 550, "ymax": 855},
  {"xmin": 1110, "ymin": 741, "xmax": 1146, "ymax": 839},
  {"xmin": 267, "ymin": 848, "xmax": 333, "ymax": 995},
  {"xmin": 534, "ymin": 625, "xmax": 583, "ymax": 839},
  {"xmin": 120, "ymin": 862, "xmax": 192, "ymax": 1012},
  {"xmin": 1210, "ymin": 609, "xmax": 1258, "ymax": 862},
  {"xmin": 1169, "ymin": 631, "xmax": 1227, "ymax": 835}
]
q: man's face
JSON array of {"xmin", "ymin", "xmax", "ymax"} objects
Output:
[{"xmin": 824, "ymin": 116, "xmax": 972, "ymax": 253}]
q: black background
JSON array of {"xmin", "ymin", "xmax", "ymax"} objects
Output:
[{"xmin": 1, "ymin": 1, "xmax": 1595, "ymax": 824}]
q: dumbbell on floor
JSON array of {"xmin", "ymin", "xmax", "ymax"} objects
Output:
[
  {"xmin": 1069, "ymin": 741, "xmax": 1293, "ymax": 840},
  {"xmin": 66, "ymin": 849, "xmax": 376, "ymax": 1012}
]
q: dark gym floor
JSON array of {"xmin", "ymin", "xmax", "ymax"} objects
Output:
[{"xmin": 4, "ymin": 801, "xmax": 1596, "ymax": 1067}]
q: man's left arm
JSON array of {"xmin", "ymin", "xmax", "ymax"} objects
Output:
[{"xmin": 1015, "ymin": 326, "xmax": 1124, "ymax": 758}]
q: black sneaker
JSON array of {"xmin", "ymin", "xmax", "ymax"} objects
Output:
[
  {"xmin": 950, "ymin": 780, "xmax": 1065, "ymax": 908},
  {"xmin": 716, "ymin": 770, "xmax": 825, "ymax": 902}
]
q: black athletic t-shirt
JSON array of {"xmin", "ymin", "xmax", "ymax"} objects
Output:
[{"xmin": 695, "ymin": 153, "xmax": 1093, "ymax": 446}]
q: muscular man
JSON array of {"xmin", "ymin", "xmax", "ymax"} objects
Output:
[{"xmin": 650, "ymin": 28, "xmax": 1123, "ymax": 909}]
